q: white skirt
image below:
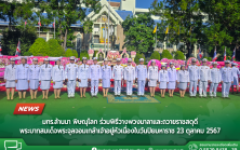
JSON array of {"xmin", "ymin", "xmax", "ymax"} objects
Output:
[
  {"xmin": 148, "ymin": 80, "xmax": 157, "ymax": 87},
  {"xmin": 6, "ymin": 80, "xmax": 16, "ymax": 88},
  {"xmin": 53, "ymin": 81, "xmax": 63, "ymax": 89},
  {"xmin": 102, "ymin": 79, "xmax": 111, "ymax": 88},
  {"xmin": 178, "ymin": 82, "xmax": 188, "ymax": 90},
  {"xmin": 159, "ymin": 81, "xmax": 167, "ymax": 89},
  {"xmin": 40, "ymin": 81, "xmax": 51, "ymax": 90},
  {"xmin": 29, "ymin": 80, "xmax": 39, "ymax": 90},
  {"xmin": 78, "ymin": 79, "xmax": 88, "ymax": 88},
  {"xmin": 168, "ymin": 81, "xmax": 176, "ymax": 89},
  {"xmin": 232, "ymin": 77, "xmax": 239, "ymax": 85},
  {"xmin": 16, "ymin": 79, "xmax": 28, "ymax": 90}
]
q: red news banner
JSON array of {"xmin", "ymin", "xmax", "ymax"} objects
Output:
[{"xmin": 13, "ymin": 103, "xmax": 45, "ymax": 115}]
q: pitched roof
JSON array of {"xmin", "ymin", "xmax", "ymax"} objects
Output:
[{"xmin": 115, "ymin": 10, "xmax": 133, "ymax": 20}]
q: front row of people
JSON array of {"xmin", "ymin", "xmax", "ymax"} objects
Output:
[{"xmin": 3, "ymin": 57, "xmax": 237, "ymax": 100}]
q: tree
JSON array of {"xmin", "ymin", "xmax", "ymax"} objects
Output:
[
  {"xmin": 65, "ymin": 49, "xmax": 73, "ymax": 57},
  {"xmin": 150, "ymin": 0, "xmax": 204, "ymax": 58},
  {"xmin": 44, "ymin": 0, "xmax": 101, "ymax": 50},
  {"xmin": 174, "ymin": 51, "xmax": 185, "ymax": 60},
  {"xmin": 150, "ymin": 51, "xmax": 161, "ymax": 60},
  {"xmin": 200, "ymin": 0, "xmax": 240, "ymax": 60},
  {"xmin": 122, "ymin": 13, "xmax": 155, "ymax": 53},
  {"xmin": 79, "ymin": 51, "xmax": 90, "ymax": 59},
  {"xmin": 29, "ymin": 38, "xmax": 49, "ymax": 56},
  {"xmin": 161, "ymin": 50, "xmax": 173, "ymax": 59}
]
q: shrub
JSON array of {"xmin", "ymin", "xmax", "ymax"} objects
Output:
[
  {"xmin": 29, "ymin": 38, "xmax": 49, "ymax": 56},
  {"xmin": 65, "ymin": 49, "xmax": 73, "ymax": 57},
  {"xmin": 203, "ymin": 56, "xmax": 212, "ymax": 61},
  {"xmin": 161, "ymin": 50, "xmax": 173, "ymax": 59},
  {"xmin": 174, "ymin": 51, "xmax": 185, "ymax": 60},
  {"xmin": 150, "ymin": 51, "xmax": 160, "ymax": 60},
  {"xmin": 72, "ymin": 50, "xmax": 78, "ymax": 58},
  {"xmin": 135, "ymin": 53, "xmax": 145, "ymax": 64},
  {"xmin": 79, "ymin": 51, "xmax": 90, "ymax": 59},
  {"xmin": 47, "ymin": 39, "xmax": 65, "ymax": 57}
]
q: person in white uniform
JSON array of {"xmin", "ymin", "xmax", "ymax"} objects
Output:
[
  {"xmin": 124, "ymin": 58, "xmax": 135, "ymax": 97},
  {"xmin": 188, "ymin": 58, "xmax": 200, "ymax": 97},
  {"xmin": 199, "ymin": 58, "xmax": 211, "ymax": 98},
  {"xmin": 102, "ymin": 58, "xmax": 112, "ymax": 97},
  {"xmin": 231, "ymin": 63, "xmax": 240, "ymax": 94},
  {"xmin": 113, "ymin": 58, "xmax": 123, "ymax": 96},
  {"xmin": 65, "ymin": 56, "xmax": 78, "ymax": 98},
  {"xmin": 15, "ymin": 57, "xmax": 29, "ymax": 99},
  {"xmin": 28, "ymin": 58, "xmax": 40, "ymax": 100},
  {"xmin": 89, "ymin": 57, "xmax": 102, "ymax": 97},
  {"xmin": 39, "ymin": 58, "xmax": 52, "ymax": 99},
  {"xmin": 209, "ymin": 62, "xmax": 221, "ymax": 97},
  {"xmin": 158, "ymin": 64, "xmax": 169, "ymax": 97},
  {"xmin": 177, "ymin": 65, "xmax": 190, "ymax": 97},
  {"xmin": 167, "ymin": 62, "xmax": 178, "ymax": 97},
  {"xmin": 4, "ymin": 58, "xmax": 16, "ymax": 100},
  {"xmin": 148, "ymin": 60, "xmax": 158, "ymax": 97},
  {"xmin": 221, "ymin": 60, "xmax": 233, "ymax": 98},
  {"xmin": 52, "ymin": 59, "xmax": 65, "ymax": 99},
  {"xmin": 136, "ymin": 58, "xmax": 147, "ymax": 96},
  {"xmin": 78, "ymin": 57, "xmax": 90, "ymax": 98}
]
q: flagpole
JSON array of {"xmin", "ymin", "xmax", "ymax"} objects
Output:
[
  {"xmin": 54, "ymin": 17, "xmax": 55, "ymax": 39},
  {"xmin": 107, "ymin": 0, "xmax": 110, "ymax": 53},
  {"xmin": 155, "ymin": 26, "xmax": 157, "ymax": 49},
  {"xmin": 104, "ymin": 23, "xmax": 106, "ymax": 53},
  {"xmin": 39, "ymin": 17, "xmax": 40, "ymax": 37}
]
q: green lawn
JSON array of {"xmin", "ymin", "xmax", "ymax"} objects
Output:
[{"xmin": 0, "ymin": 91, "xmax": 240, "ymax": 146}]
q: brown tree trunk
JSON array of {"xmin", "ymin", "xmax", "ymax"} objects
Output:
[{"xmin": 63, "ymin": 28, "xmax": 68, "ymax": 50}]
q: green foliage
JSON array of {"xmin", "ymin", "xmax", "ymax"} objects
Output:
[
  {"xmin": 161, "ymin": 50, "xmax": 173, "ymax": 59},
  {"xmin": 150, "ymin": 51, "xmax": 161, "ymax": 60},
  {"xmin": 28, "ymin": 38, "xmax": 49, "ymax": 56},
  {"xmin": 135, "ymin": 53, "xmax": 146, "ymax": 64},
  {"xmin": 65, "ymin": 49, "xmax": 73, "ymax": 57},
  {"xmin": 79, "ymin": 51, "xmax": 90, "ymax": 59},
  {"xmin": 29, "ymin": 38, "xmax": 65, "ymax": 56},
  {"xmin": 174, "ymin": 51, "xmax": 185, "ymax": 60},
  {"xmin": 203, "ymin": 57, "xmax": 212, "ymax": 61},
  {"xmin": 23, "ymin": 51, "xmax": 32, "ymax": 56},
  {"xmin": 72, "ymin": 50, "xmax": 78, "ymax": 58},
  {"xmin": 47, "ymin": 39, "xmax": 65, "ymax": 57},
  {"xmin": 122, "ymin": 13, "xmax": 155, "ymax": 53}
]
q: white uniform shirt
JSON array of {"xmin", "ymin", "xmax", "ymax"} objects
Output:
[
  {"xmin": 90, "ymin": 64, "xmax": 102, "ymax": 80},
  {"xmin": 211, "ymin": 68, "xmax": 221, "ymax": 83},
  {"xmin": 113, "ymin": 65, "xmax": 123, "ymax": 80},
  {"xmin": 148, "ymin": 66, "xmax": 158, "ymax": 80},
  {"xmin": 167, "ymin": 67, "xmax": 178, "ymax": 81},
  {"xmin": 102, "ymin": 65, "xmax": 112, "ymax": 80},
  {"xmin": 78, "ymin": 64, "xmax": 90, "ymax": 80},
  {"xmin": 28, "ymin": 65, "xmax": 40, "ymax": 80},
  {"xmin": 39, "ymin": 64, "xmax": 52, "ymax": 81},
  {"xmin": 158, "ymin": 70, "xmax": 169, "ymax": 82},
  {"xmin": 4, "ymin": 65, "xmax": 16, "ymax": 81},
  {"xmin": 65, "ymin": 63, "xmax": 78, "ymax": 81},
  {"xmin": 177, "ymin": 70, "xmax": 190, "ymax": 82},
  {"xmin": 199, "ymin": 66, "xmax": 211, "ymax": 81},
  {"xmin": 135, "ymin": 65, "xmax": 147, "ymax": 81},
  {"xmin": 15, "ymin": 64, "xmax": 29, "ymax": 80},
  {"xmin": 52, "ymin": 65, "xmax": 65, "ymax": 82},
  {"xmin": 188, "ymin": 65, "xmax": 200, "ymax": 81},
  {"xmin": 124, "ymin": 65, "xmax": 135, "ymax": 81},
  {"xmin": 221, "ymin": 67, "xmax": 233, "ymax": 82}
]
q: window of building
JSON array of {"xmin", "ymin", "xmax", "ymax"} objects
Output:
[
  {"xmin": 94, "ymin": 35, "xmax": 99, "ymax": 43},
  {"xmin": 94, "ymin": 24, "xmax": 99, "ymax": 35},
  {"xmin": 167, "ymin": 43, "xmax": 173, "ymax": 48}
]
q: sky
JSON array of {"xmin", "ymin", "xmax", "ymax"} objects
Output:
[{"xmin": 110, "ymin": 0, "xmax": 158, "ymax": 9}]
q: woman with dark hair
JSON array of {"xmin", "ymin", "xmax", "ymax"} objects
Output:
[
  {"xmin": 177, "ymin": 65, "xmax": 190, "ymax": 97},
  {"xmin": 148, "ymin": 60, "xmax": 158, "ymax": 97},
  {"xmin": 52, "ymin": 59, "xmax": 65, "ymax": 99},
  {"xmin": 158, "ymin": 64, "xmax": 169, "ymax": 97}
]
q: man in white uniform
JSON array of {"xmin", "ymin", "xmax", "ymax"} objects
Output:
[
  {"xmin": 113, "ymin": 58, "xmax": 123, "ymax": 96},
  {"xmin": 199, "ymin": 58, "xmax": 211, "ymax": 97},
  {"xmin": 65, "ymin": 56, "xmax": 78, "ymax": 98},
  {"xmin": 135, "ymin": 58, "xmax": 147, "ymax": 96},
  {"xmin": 188, "ymin": 58, "xmax": 200, "ymax": 97},
  {"xmin": 89, "ymin": 57, "xmax": 102, "ymax": 98},
  {"xmin": 221, "ymin": 60, "xmax": 233, "ymax": 98},
  {"xmin": 124, "ymin": 58, "xmax": 135, "ymax": 97}
]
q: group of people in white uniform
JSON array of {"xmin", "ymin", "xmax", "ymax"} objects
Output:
[{"xmin": 3, "ymin": 56, "xmax": 239, "ymax": 100}]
